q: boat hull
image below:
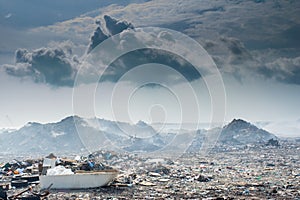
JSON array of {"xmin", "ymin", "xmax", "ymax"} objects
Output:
[{"xmin": 40, "ymin": 171, "xmax": 118, "ymax": 189}]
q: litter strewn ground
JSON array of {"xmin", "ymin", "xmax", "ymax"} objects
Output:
[{"xmin": 1, "ymin": 140, "xmax": 300, "ymax": 199}]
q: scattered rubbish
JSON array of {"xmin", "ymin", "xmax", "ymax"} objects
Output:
[
  {"xmin": 11, "ymin": 180, "xmax": 28, "ymax": 188},
  {"xmin": 139, "ymin": 181, "xmax": 156, "ymax": 186},
  {"xmin": 151, "ymin": 166, "xmax": 170, "ymax": 175},
  {"xmin": 196, "ymin": 175, "xmax": 212, "ymax": 182},
  {"xmin": 1, "ymin": 139, "xmax": 300, "ymax": 199},
  {"xmin": 148, "ymin": 172, "xmax": 161, "ymax": 177},
  {"xmin": 0, "ymin": 187, "xmax": 7, "ymax": 200},
  {"xmin": 19, "ymin": 175, "xmax": 39, "ymax": 183},
  {"xmin": 41, "ymin": 154, "xmax": 56, "ymax": 175},
  {"xmin": 0, "ymin": 182, "xmax": 9, "ymax": 191},
  {"xmin": 242, "ymin": 189, "xmax": 250, "ymax": 195},
  {"xmin": 158, "ymin": 178, "xmax": 170, "ymax": 182},
  {"xmin": 7, "ymin": 185, "xmax": 50, "ymax": 200},
  {"xmin": 266, "ymin": 163, "xmax": 275, "ymax": 167},
  {"xmin": 266, "ymin": 138, "xmax": 280, "ymax": 147}
]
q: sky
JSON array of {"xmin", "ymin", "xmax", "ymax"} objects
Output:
[{"xmin": 0, "ymin": 0, "xmax": 300, "ymax": 129}]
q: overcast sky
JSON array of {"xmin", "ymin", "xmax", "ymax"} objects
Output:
[{"xmin": 0, "ymin": 0, "xmax": 300, "ymax": 129}]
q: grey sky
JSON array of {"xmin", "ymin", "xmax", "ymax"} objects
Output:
[{"xmin": 0, "ymin": 0, "xmax": 299, "ymax": 130}]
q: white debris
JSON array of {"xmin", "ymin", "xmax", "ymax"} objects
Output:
[{"xmin": 46, "ymin": 166, "xmax": 74, "ymax": 176}]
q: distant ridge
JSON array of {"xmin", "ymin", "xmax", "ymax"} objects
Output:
[
  {"xmin": 218, "ymin": 119, "xmax": 277, "ymax": 145},
  {"xmin": 0, "ymin": 116, "xmax": 278, "ymax": 154}
]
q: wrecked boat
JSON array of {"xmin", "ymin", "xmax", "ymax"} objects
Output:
[{"xmin": 39, "ymin": 169, "xmax": 118, "ymax": 189}]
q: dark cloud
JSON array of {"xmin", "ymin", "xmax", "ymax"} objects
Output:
[
  {"xmin": 100, "ymin": 48, "xmax": 201, "ymax": 83},
  {"xmin": 194, "ymin": 6, "xmax": 225, "ymax": 15},
  {"xmin": 215, "ymin": 37, "xmax": 300, "ymax": 85},
  {"xmin": 87, "ymin": 15, "xmax": 133, "ymax": 54},
  {"xmin": 280, "ymin": 24, "xmax": 300, "ymax": 48},
  {"xmin": 206, "ymin": 37, "xmax": 300, "ymax": 85},
  {"xmin": 4, "ymin": 42, "xmax": 78, "ymax": 87},
  {"xmin": 3, "ymin": 15, "xmax": 138, "ymax": 87},
  {"xmin": 87, "ymin": 24, "xmax": 108, "ymax": 54},
  {"xmin": 203, "ymin": 40, "xmax": 216, "ymax": 50},
  {"xmin": 104, "ymin": 15, "xmax": 134, "ymax": 35},
  {"xmin": 4, "ymin": 15, "xmax": 202, "ymax": 87},
  {"xmin": 16, "ymin": 0, "xmax": 298, "ymax": 87},
  {"xmin": 201, "ymin": 37, "xmax": 253, "ymax": 79},
  {"xmin": 220, "ymin": 37, "xmax": 253, "ymax": 65},
  {"xmin": 258, "ymin": 57, "xmax": 300, "ymax": 85},
  {"xmin": 207, "ymin": 37, "xmax": 300, "ymax": 85},
  {"xmin": 13, "ymin": 13, "xmax": 300, "ymax": 87},
  {"xmin": 85, "ymin": 16, "xmax": 201, "ymax": 84}
]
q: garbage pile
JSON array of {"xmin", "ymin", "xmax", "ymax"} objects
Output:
[
  {"xmin": 48, "ymin": 140, "xmax": 300, "ymax": 199},
  {"xmin": 1, "ymin": 140, "xmax": 300, "ymax": 199},
  {"xmin": 0, "ymin": 159, "xmax": 41, "ymax": 177},
  {"xmin": 0, "ymin": 153, "xmax": 117, "ymax": 199},
  {"xmin": 0, "ymin": 158, "xmax": 41, "ymax": 197},
  {"xmin": 41, "ymin": 153, "xmax": 114, "ymax": 175}
]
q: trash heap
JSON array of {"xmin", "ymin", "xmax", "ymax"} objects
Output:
[
  {"xmin": 0, "ymin": 158, "xmax": 45, "ymax": 200},
  {"xmin": 40, "ymin": 153, "xmax": 114, "ymax": 176},
  {"xmin": 47, "ymin": 141, "xmax": 300, "ymax": 199},
  {"xmin": 1, "ymin": 140, "xmax": 300, "ymax": 199},
  {"xmin": 0, "ymin": 153, "xmax": 116, "ymax": 199}
]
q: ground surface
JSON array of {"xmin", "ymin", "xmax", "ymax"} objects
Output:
[{"xmin": 3, "ymin": 142, "xmax": 300, "ymax": 199}]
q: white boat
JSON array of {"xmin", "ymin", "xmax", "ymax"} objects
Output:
[{"xmin": 39, "ymin": 170, "xmax": 118, "ymax": 189}]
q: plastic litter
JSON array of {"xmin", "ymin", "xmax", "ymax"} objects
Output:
[{"xmin": 46, "ymin": 166, "xmax": 74, "ymax": 176}]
